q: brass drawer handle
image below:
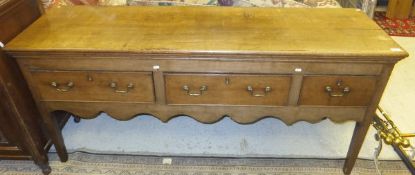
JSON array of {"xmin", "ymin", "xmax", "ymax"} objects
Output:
[
  {"xmin": 247, "ymin": 85, "xmax": 271, "ymax": 97},
  {"xmin": 50, "ymin": 81, "xmax": 74, "ymax": 92},
  {"xmin": 324, "ymin": 80, "xmax": 351, "ymax": 97},
  {"xmin": 110, "ymin": 82, "xmax": 134, "ymax": 94},
  {"xmin": 182, "ymin": 85, "xmax": 208, "ymax": 96}
]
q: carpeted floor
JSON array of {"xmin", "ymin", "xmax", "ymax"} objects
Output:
[
  {"xmin": 0, "ymin": 152, "xmax": 411, "ymax": 175},
  {"xmin": 373, "ymin": 12, "xmax": 415, "ymax": 37}
]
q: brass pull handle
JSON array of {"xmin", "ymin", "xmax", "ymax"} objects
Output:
[
  {"xmin": 110, "ymin": 82, "xmax": 134, "ymax": 94},
  {"xmin": 182, "ymin": 85, "xmax": 208, "ymax": 96},
  {"xmin": 50, "ymin": 81, "xmax": 74, "ymax": 92},
  {"xmin": 324, "ymin": 80, "xmax": 351, "ymax": 97},
  {"xmin": 247, "ymin": 85, "xmax": 271, "ymax": 97}
]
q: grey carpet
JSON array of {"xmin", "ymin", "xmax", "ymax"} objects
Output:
[{"xmin": 0, "ymin": 152, "xmax": 411, "ymax": 175}]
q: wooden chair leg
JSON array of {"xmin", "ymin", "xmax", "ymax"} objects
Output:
[
  {"xmin": 41, "ymin": 110, "xmax": 68, "ymax": 162},
  {"xmin": 343, "ymin": 122, "xmax": 371, "ymax": 174}
]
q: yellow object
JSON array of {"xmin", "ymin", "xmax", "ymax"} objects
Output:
[{"xmin": 373, "ymin": 107, "xmax": 413, "ymax": 148}]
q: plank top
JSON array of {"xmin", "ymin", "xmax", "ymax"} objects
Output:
[{"xmin": 5, "ymin": 6, "xmax": 408, "ymax": 60}]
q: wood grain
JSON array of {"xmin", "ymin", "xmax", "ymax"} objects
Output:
[
  {"xmin": 386, "ymin": 0, "xmax": 413, "ymax": 19},
  {"xmin": 5, "ymin": 7, "xmax": 407, "ymax": 60},
  {"xmin": 299, "ymin": 76, "xmax": 377, "ymax": 106},
  {"xmin": 19, "ymin": 57, "xmax": 387, "ymax": 74},
  {"xmin": 0, "ymin": 0, "xmax": 40, "ymax": 43},
  {"xmin": 412, "ymin": 3, "xmax": 415, "ymax": 17},
  {"xmin": 31, "ymin": 70, "xmax": 155, "ymax": 103},
  {"xmin": 165, "ymin": 73, "xmax": 291, "ymax": 106},
  {"xmin": 43, "ymin": 102, "xmax": 368, "ymax": 125}
]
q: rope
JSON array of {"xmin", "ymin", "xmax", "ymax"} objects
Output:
[{"xmin": 374, "ymin": 131, "xmax": 383, "ymax": 175}]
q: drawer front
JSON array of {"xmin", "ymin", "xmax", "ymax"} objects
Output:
[
  {"xmin": 31, "ymin": 71, "xmax": 155, "ymax": 103},
  {"xmin": 299, "ymin": 76, "xmax": 377, "ymax": 106},
  {"xmin": 165, "ymin": 74, "xmax": 291, "ymax": 106}
]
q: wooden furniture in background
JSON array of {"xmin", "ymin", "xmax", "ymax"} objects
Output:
[
  {"xmin": 412, "ymin": 2, "xmax": 415, "ymax": 17},
  {"xmin": 386, "ymin": 0, "xmax": 413, "ymax": 19},
  {"xmin": 0, "ymin": 0, "xmax": 70, "ymax": 174},
  {"xmin": 5, "ymin": 7, "xmax": 408, "ymax": 175}
]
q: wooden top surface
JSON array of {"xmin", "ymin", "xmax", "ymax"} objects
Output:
[{"xmin": 5, "ymin": 6, "xmax": 408, "ymax": 60}]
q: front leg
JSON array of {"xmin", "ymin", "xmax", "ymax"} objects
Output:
[
  {"xmin": 32, "ymin": 150, "xmax": 51, "ymax": 175},
  {"xmin": 36, "ymin": 162, "xmax": 51, "ymax": 175},
  {"xmin": 40, "ymin": 108, "xmax": 68, "ymax": 162},
  {"xmin": 343, "ymin": 65, "xmax": 395, "ymax": 174},
  {"xmin": 343, "ymin": 121, "xmax": 371, "ymax": 174}
]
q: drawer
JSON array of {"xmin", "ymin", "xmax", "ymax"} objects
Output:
[
  {"xmin": 31, "ymin": 71, "xmax": 155, "ymax": 103},
  {"xmin": 299, "ymin": 76, "xmax": 377, "ymax": 106},
  {"xmin": 165, "ymin": 74, "xmax": 291, "ymax": 106}
]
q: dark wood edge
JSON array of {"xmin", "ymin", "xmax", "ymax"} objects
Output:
[
  {"xmin": 0, "ymin": 146, "xmax": 31, "ymax": 160},
  {"xmin": 0, "ymin": 0, "xmax": 24, "ymax": 16},
  {"xmin": 0, "ymin": 155, "xmax": 32, "ymax": 160},
  {"xmin": 35, "ymin": 0, "xmax": 44, "ymax": 14}
]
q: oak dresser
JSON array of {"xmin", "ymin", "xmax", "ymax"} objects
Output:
[{"xmin": 4, "ymin": 6, "xmax": 408, "ymax": 174}]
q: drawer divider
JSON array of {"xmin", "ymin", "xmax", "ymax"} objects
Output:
[
  {"xmin": 153, "ymin": 70, "xmax": 166, "ymax": 105},
  {"xmin": 288, "ymin": 75, "xmax": 303, "ymax": 106}
]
